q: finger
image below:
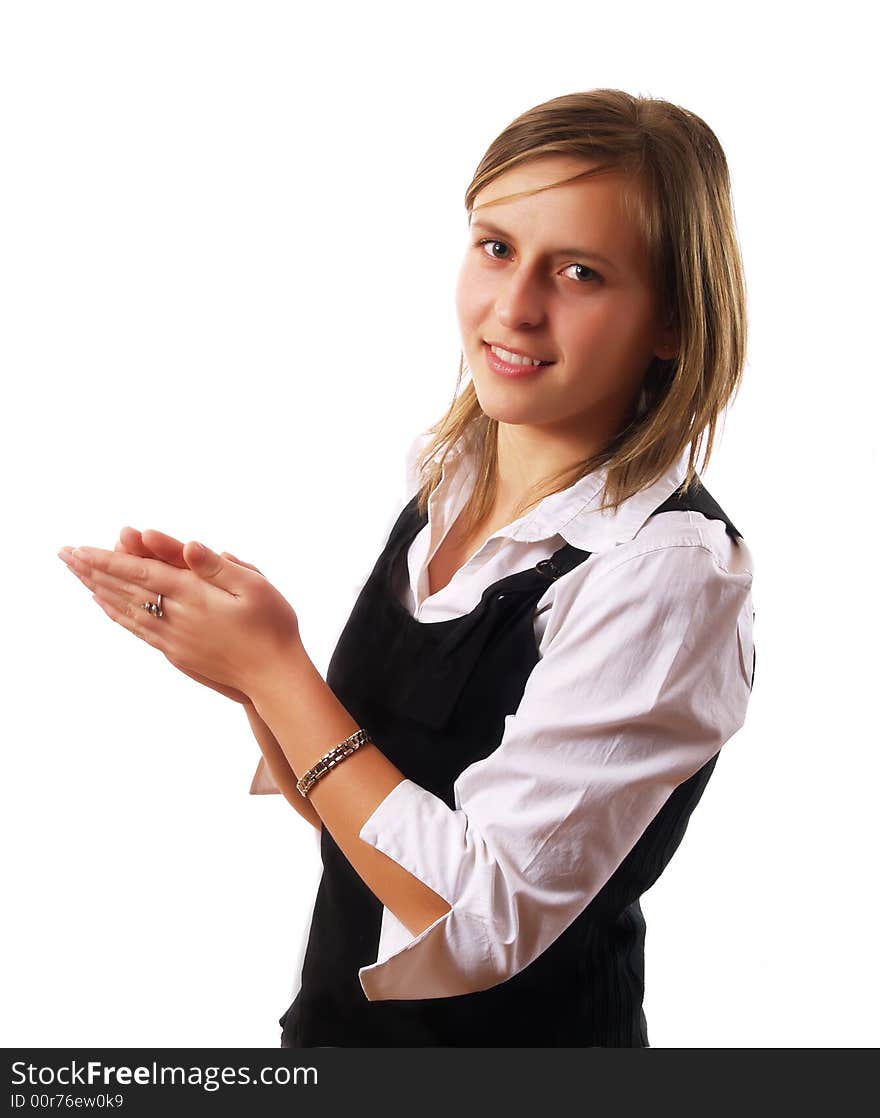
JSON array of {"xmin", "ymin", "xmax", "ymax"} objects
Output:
[
  {"xmin": 180, "ymin": 541, "xmax": 245, "ymax": 596},
  {"xmin": 88, "ymin": 578, "xmax": 143, "ymax": 614},
  {"xmin": 67, "ymin": 547, "xmax": 180, "ymax": 598},
  {"xmin": 116, "ymin": 528, "xmax": 180, "ymax": 573},
  {"xmin": 63, "ymin": 549, "xmax": 163, "ymax": 611},
  {"xmin": 90, "ymin": 589, "xmax": 167, "ymax": 651},
  {"xmin": 221, "ymin": 551, "xmax": 263, "ymax": 575},
  {"xmin": 125, "ymin": 526, "xmax": 189, "ymax": 570},
  {"xmin": 116, "ymin": 530, "xmax": 162, "ymax": 565},
  {"xmin": 77, "ymin": 563, "xmax": 168, "ymax": 608},
  {"xmin": 117, "ymin": 526, "xmax": 158, "ymax": 560}
]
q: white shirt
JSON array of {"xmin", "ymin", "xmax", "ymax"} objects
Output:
[{"xmin": 251, "ymin": 428, "xmax": 756, "ymax": 1004}]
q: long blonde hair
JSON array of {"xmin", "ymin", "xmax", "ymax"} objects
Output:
[{"xmin": 412, "ymin": 88, "xmax": 748, "ymax": 538}]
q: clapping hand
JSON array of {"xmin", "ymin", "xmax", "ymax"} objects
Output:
[
  {"xmin": 119, "ymin": 527, "xmax": 264, "ymax": 704},
  {"xmin": 57, "ymin": 527, "xmax": 302, "ymax": 703}
]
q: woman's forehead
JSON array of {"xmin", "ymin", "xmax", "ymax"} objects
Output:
[
  {"xmin": 471, "ymin": 157, "xmax": 648, "ymax": 268},
  {"xmin": 472, "ymin": 155, "xmax": 624, "ymax": 210}
]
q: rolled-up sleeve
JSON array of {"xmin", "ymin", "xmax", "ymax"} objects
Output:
[{"xmin": 357, "ymin": 539, "xmax": 755, "ymax": 1002}]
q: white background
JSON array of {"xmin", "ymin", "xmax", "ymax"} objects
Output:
[{"xmin": 2, "ymin": 0, "xmax": 876, "ymax": 1048}]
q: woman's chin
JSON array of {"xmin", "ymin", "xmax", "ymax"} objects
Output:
[{"xmin": 473, "ymin": 383, "xmax": 546, "ymax": 426}]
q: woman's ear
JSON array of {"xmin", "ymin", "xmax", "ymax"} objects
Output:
[
  {"xmin": 655, "ymin": 312, "xmax": 680, "ymax": 361},
  {"xmin": 655, "ymin": 339, "xmax": 679, "ymax": 361}
]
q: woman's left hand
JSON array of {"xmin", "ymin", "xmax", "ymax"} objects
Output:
[{"xmin": 57, "ymin": 537, "xmax": 303, "ymax": 698}]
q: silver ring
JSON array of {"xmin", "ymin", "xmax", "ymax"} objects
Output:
[{"xmin": 140, "ymin": 592, "xmax": 163, "ymax": 619}]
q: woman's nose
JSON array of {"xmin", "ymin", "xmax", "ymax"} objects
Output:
[{"xmin": 495, "ymin": 269, "xmax": 546, "ymax": 330}]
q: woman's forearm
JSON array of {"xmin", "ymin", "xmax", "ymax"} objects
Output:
[{"xmin": 244, "ymin": 701, "xmax": 323, "ymax": 832}]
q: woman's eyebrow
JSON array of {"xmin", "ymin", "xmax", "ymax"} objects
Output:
[{"xmin": 469, "ymin": 219, "xmax": 618, "ymax": 271}]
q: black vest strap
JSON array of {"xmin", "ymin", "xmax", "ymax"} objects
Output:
[
  {"xmin": 652, "ymin": 476, "xmax": 743, "ymax": 540},
  {"xmin": 534, "ymin": 475, "xmax": 742, "ymax": 583}
]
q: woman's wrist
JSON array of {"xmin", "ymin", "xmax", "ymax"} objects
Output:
[{"xmin": 249, "ymin": 639, "xmax": 314, "ymax": 716}]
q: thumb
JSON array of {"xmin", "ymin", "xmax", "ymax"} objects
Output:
[
  {"xmin": 184, "ymin": 540, "xmax": 230, "ymax": 585},
  {"xmin": 221, "ymin": 551, "xmax": 264, "ymax": 576}
]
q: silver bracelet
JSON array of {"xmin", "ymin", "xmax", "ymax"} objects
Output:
[{"xmin": 296, "ymin": 727, "xmax": 373, "ymax": 798}]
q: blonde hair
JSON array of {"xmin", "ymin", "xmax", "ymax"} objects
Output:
[{"xmin": 412, "ymin": 88, "xmax": 748, "ymax": 538}]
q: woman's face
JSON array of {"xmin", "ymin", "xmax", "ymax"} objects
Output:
[{"xmin": 455, "ymin": 155, "xmax": 678, "ymax": 451}]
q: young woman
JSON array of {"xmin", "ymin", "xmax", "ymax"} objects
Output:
[{"xmin": 58, "ymin": 88, "xmax": 756, "ymax": 1048}]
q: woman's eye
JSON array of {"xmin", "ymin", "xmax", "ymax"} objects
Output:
[
  {"xmin": 475, "ymin": 239, "xmax": 600, "ymax": 284},
  {"xmin": 562, "ymin": 263, "xmax": 601, "ymax": 284},
  {"xmin": 477, "ymin": 237, "xmax": 510, "ymax": 259}
]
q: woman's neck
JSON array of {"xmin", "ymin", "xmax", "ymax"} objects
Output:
[{"xmin": 494, "ymin": 422, "xmax": 603, "ymax": 507}]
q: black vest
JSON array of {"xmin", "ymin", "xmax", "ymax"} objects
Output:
[{"xmin": 279, "ymin": 476, "xmax": 753, "ymax": 1047}]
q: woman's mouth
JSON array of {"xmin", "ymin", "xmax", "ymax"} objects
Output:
[{"xmin": 483, "ymin": 342, "xmax": 554, "ymax": 379}]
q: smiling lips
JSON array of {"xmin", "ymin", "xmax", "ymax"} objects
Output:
[
  {"xmin": 484, "ymin": 342, "xmax": 553, "ymax": 379},
  {"xmin": 484, "ymin": 340, "xmax": 554, "ymax": 365}
]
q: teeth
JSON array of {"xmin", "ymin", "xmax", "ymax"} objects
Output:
[{"xmin": 490, "ymin": 345, "xmax": 546, "ymax": 367}]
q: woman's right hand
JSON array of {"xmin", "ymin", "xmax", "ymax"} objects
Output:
[{"xmin": 114, "ymin": 526, "xmax": 261, "ymax": 707}]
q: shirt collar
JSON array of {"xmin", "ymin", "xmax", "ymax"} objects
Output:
[{"xmin": 432, "ymin": 431, "xmax": 692, "ymax": 555}]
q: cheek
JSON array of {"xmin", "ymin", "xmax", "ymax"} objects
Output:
[
  {"xmin": 454, "ymin": 273, "xmax": 469, "ymax": 324},
  {"xmin": 455, "ymin": 277, "xmax": 476, "ymax": 327},
  {"xmin": 570, "ymin": 299, "xmax": 655, "ymax": 358},
  {"xmin": 455, "ymin": 260, "xmax": 494, "ymax": 321}
]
